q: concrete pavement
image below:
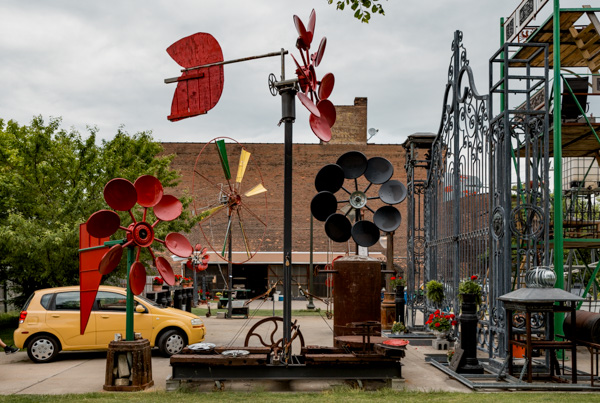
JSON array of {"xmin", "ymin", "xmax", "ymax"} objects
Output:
[{"xmin": 0, "ymin": 300, "xmax": 471, "ymax": 394}]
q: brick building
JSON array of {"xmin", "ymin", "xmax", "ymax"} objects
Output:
[{"xmin": 161, "ymin": 97, "xmax": 430, "ymax": 299}]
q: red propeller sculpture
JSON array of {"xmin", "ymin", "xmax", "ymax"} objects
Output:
[
  {"xmin": 85, "ymin": 175, "xmax": 193, "ymax": 295},
  {"xmin": 292, "ymin": 10, "xmax": 336, "ymax": 142},
  {"xmin": 185, "ymin": 244, "xmax": 210, "ymax": 272}
]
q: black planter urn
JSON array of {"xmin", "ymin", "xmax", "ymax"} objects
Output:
[
  {"xmin": 395, "ymin": 285, "xmax": 406, "ymax": 325},
  {"xmin": 456, "ymin": 293, "xmax": 483, "ymax": 374}
]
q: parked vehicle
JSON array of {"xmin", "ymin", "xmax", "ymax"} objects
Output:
[{"xmin": 13, "ymin": 285, "xmax": 206, "ymax": 363}]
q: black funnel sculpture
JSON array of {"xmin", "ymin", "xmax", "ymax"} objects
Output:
[{"xmin": 310, "ymin": 151, "xmax": 407, "ymax": 247}]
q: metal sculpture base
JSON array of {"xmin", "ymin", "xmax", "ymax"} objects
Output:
[{"xmin": 104, "ymin": 339, "xmax": 154, "ymax": 392}]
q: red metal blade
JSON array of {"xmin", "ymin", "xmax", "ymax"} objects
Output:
[
  {"xmin": 298, "ymin": 92, "xmax": 321, "ymax": 117},
  {"xmin": 317, "ymin": 99, "xmax": 337, "ymax": 127},
  {"xmin": 98, "ymin": 244, "xmax": 123, "ymax": 275},
  {"xmin": 165, "ymin": 232, "xmax": 193, "ymax": 257},
  {"xmin": 310, "ymin": 113, "xmax": 332, "ymax": 142},
  {"xmin": 308, "ymin": 65, "xmax": 318, "ymax": 93},
  {"xmin": 86, "ymin": 210, "xmax": 120, "ymax": 238},
  {"xmin": 307, "ymin": 9, "xmax": 316, "ymax": 37},
  {"xmin": 293, "ymin": 15, "xmax": 309, "ymax": 50},
  {"xmin": 167, "ymin": 33, "xmax": 224, "ymax": 121},
  {"xmin": 129, "ymin": 261, "xmax": 146, "ymax": 295},
  {"xmin": 154, "ymin": 194, "xmax": 182, "ymax": 221},
  {"xmin": 134, "ymin": 175, "xmax": 163, "ymax": 208},
  {"xmin": 79, "ymin": 223, "xmax": 107, "ymax": 335},
  {"xmin": 104, "ymin": 178, "xmax": 137, "ymax": 212},
  {"xmin": 155, "ymin": 256, "xmax": 175, "ymax": 285},
  {"xmin": 314, "ymin": 37, "xmax": 326, "ymax": 67},
  {"xmin": 319, "ymin": 72, "xmax": 335, "ymax": 101}
]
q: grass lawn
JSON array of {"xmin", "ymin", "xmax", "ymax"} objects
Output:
[{"xmin": 0, "ymin": 390, "xmax": 598, "ymax": 403}]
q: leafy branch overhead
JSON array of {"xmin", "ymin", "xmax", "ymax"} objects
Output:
[{"xmin": 327, "ymin": 0, "xmax": 386, "ymax": 23}]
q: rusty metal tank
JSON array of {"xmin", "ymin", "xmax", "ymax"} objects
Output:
[
  {"xmin": 564, "ymin": 310, "xmax": 600, "ymax": 344},
  {"xmin": 332, "ymin": 255, "xmax": 382, "ymax": 344}
]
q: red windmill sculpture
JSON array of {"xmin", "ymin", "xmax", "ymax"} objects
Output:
[
  {"xmin": 86, "ymin": 175, "xmax": 194, "ymax": 294},
  {"xmin": 291, "ymin": 10, "xmax": 336, "ymax": 142},
  {"xmin": 185, "ymin": 244, "xmax": 210, "ymax": 272}
]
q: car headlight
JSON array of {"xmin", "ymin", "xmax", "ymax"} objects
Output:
[{"xmin": 191, "ymin": 318, "xmax": 204, "ymax": 326}]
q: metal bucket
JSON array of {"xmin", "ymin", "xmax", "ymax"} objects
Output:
[{"xmin": 563, "ymin": 310, "xmax": 600, "ymax": 344}]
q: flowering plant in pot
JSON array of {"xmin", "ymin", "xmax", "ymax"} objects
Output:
[
  {"xmin": 152, "ymin": 277, "xmax": 164, "ymax": 286},
  {"xmin": 182, "ymin": 277, "xmax": 192, "ymax": 287},
  {"xmin": 459, "ymin": 275, "xmax": 482, "ymax": 305},
  {"xmin": 390, "ymin": 276, "xmax": 406, "ymax": 288},
  {"xmin": 391, "ymin": 321, "xmax": 407, "ymax": 334},
  {"xmin": 426, "ymin": 310, "xmax": 456, "ymax": 333},
  {"xmin": 174, "ymin": 274, "xmax": 183, "ymax": 285}
]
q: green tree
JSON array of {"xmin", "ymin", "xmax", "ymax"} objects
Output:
[
  {"xmin": 0, "ymin": 116, "xmax": 194, "ymax": 306},
  {"xmin": 327, "ymin": 0, "xmax": 386, "ymax": 23}
]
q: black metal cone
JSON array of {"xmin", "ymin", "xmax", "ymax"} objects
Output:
[
  {"xmin": 336, "ymin": 151, "xmax": 367, "ymax": 179},
  {"xmin": 324, "ymin": 213, "xmax": 352, "ymax": 242},
  {"xmin": 373, "ymin": 205, "xmax": 401, "ymax": 232},
  {"xmin": 315, "ymin": 164, "xmax": 345, "ymax": 193},
  {"xmin": 311, "ymin": 191, "xmax": 338, "ymax": 222},
  {"xmin": 379, "ymin": 180, "xmax": 407, "ymax": 205},
  {"xmin": 365, "ymin": 157, "xmax": 394, "ymax": 184},
  {"xmin": 351, "ymin": 220, "xmax": 380, "ymax": 247}
]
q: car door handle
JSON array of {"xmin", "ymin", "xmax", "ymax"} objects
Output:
[
  {"xmin": 101, "ymin": 315, "xmax": 110, "ymax": 319},
  {"xmin": 51, "ymin": 314, "xmax": 60, "ymax": 318}
]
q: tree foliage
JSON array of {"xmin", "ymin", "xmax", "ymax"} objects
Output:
[
  {"xmin": 0, "ymin": 116, "xmax": 193, "ymax": 306},
  {"xmin": 327, "ymin": 0, "xmax": 386, "ymax": 23}
]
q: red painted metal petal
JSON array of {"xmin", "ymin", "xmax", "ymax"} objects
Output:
[
  {"xmin": 166, "ymin": 32, "xmax": 224, "ymax": 69},
  {"xmin": 319, "ymin": 73, "xmax": 335, "ymax": 101},
  {"xmin": 307, "ymin": 9, "xmax": 316, "ymax": 35},
  {"xmin": 186, "ymin": 260, "xmax": 193, "ymax": 270},
  {"xmin": 104, "ymin": 178, "xmax": 137, "ymax": 212},
  {"xmin": 298, "ymin": 92, "xmax": 321, "ymax": 117},
  {"xmin": 165, "ymin": 232, "xmax": 193, "ymax": 257},
  {"xmin": 317, "ymin": 99, "xmax": 337, "ymax": 127},
  {"xmin": 194, "ymin": 243, "xmax": 203, "ymax": 252},
  {"xmin": 129, "ymin": 261, "xmax": 146, "ymax": 295},
  {"xmin": 134, "ymin": 175, "xmax": 164, "ymax": 208},
  {"xmin": 310, "ymin": 113, "xmax": 332, "ymax": 142},
  {"xmin": 98, "ymin": 244, "xmax": 123, "ymax": 275},
  {"xmin": 156, "ymin": 257, "xmax": 175, "ymax": 285},
  {"xmin": 154, "ymin": 194, "xmax": 182, "ymax": 221},
  {"xmin": 86, "ymin": 210, "xmax": 120, "ymax": 238},
  {"xmin": 293, "ymin": 15, "xmax": 309, "ymax": 50},
  {"xmin": 314, "ymin": 37, "xmax": 327, "ymax": 67}
]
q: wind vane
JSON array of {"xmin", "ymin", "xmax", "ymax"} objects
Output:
[{"xmin": 164, "ymin": 9, "xmax": 335, "ymax": 142}]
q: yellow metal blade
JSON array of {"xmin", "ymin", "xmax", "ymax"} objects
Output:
[
  {"xmin": 197, "ymin": 205, "xmax": 225, "ymax": 222},
  {"xmin": 236, "ymin": 149, "xmax": 251, "ymax": 184},
  {"xmin": 244, "ymin": 183, "xmax": 267, "ymax": 197}
]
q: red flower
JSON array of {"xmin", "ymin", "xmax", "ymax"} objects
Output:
[
  {"xmin": 471, "ymin": 275, "xmax": 478, "ymax": 280},
  {"xmin": 391, "ymin": 276, "xmax": 396, "ymax": 280},
  {"xmin": 429, "ymin": 314, "xmax": 434, "ymax": 320},
  {"xmin": 435, "ymin": 322, "xmax": 441, "ymax": 327},
  {"xmin": 435, "ymin": 309, "xmax": 440, "ymax": 315},
  {"xmin": 451, "ymin": 321, "xmax": 457, "ymax": 326},
  {"xmin": 449, "ymin": 314, "xmax": 455, "ymax": 319},
  {"xmin": 426, "ymin": 320, "xmax": 432, "ymax": 325}
]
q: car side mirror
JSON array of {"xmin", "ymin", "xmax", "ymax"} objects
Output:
[{"xmin": 135, "ymin": 304, "xmax": 147, "ymax": 313}]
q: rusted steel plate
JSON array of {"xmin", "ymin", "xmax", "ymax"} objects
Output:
[{"xmin": 170, "ymin": 354, "xmax": 268, "ymax": 366}]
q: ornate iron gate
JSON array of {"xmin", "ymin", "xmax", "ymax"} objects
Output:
[{"xmin": 417, "ymin": 31, "xmax": 549, "ymax": 359}]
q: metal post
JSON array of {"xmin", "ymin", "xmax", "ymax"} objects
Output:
[
  {"xmin": 281, "ymin": 86, "xmax": 296, "ymax": 347},
  {"xmin": 552, "ymin": 0, "xmax": 565, "ymax": 343},
  {"xmin": 227, "ymin": 225, "xmax": 233, "ymax": 319},
  {"xmin": 452, "ymin": 30, "xmax": 461, "ymax": 309},
  {"xmin": 307, "ymin": 213, "xmax": 315, "ymax": 310},
  {"xmin": 193, "ymin": 265, "xmax": 198, "ymax": 307},
  {"xmin": 126, "ymin": 246, "xmax": 135, "ymax": 341}
]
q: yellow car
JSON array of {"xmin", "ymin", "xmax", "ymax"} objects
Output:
[{"xmin": 13, "ymin": 285, "xmax": 206, "ymax": 363}]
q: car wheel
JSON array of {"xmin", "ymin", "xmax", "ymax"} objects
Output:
[
  {"xmin": 158, "ymin": 329, "xmax": 186, "ymax": 357},
  {"xmin": 27, "ymin": 335, "xmax": 60, "ymax": 363}
]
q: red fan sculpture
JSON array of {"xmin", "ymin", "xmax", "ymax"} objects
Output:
[
  {"xmin": 85, "ymin": 175, "xmax": 193, "ymax": 295},
  {"xmin": 185, "ymin": 244, "xmax": 210, "ymax": 272},
  {"xmin": 292, "ymin": 9, "xmax": 336, "ymax": 142}
]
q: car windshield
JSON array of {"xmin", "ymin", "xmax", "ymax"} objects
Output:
[{"xmin": 136, "ymin": 294, "xmax": 161, "ymax": 308}]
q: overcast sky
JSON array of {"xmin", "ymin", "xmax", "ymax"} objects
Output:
[{"xmin": 0, "ymin": 1, "xmax": 586, "ymax": 145}]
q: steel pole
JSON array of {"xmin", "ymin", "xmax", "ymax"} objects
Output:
[
  {"xmin": 307, "ymin": 213, "xmax": 315, "ymax": 309},
  {"xmin": 126, "ymin": 246, "xmax": 135, "ymax": 341},
  {"xmin": 552, "ymin": 0, "xmax": 565, "ymax": 345},
  {"xmin": 281, "ymin": 86, "xmax": 296, "ymax": 347}
]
